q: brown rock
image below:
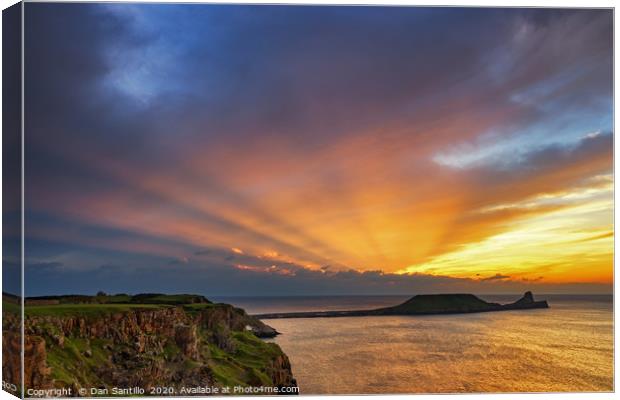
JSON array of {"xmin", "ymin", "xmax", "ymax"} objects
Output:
[
  {"xmin": 23, "ymin": 335, "xmax": 53, "ymax": 389},
  {"xmin": 174, "ymin": 324, "xmax": 199, "ymax": 360}
]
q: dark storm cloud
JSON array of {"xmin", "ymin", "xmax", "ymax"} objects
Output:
[{"xmin": 25, "ymin": 5, "xmax": 612, "ymax": 170}]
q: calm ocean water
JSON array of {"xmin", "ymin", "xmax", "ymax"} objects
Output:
[{"xmin": 213, "ymin": 295, "xmax": 613, "ymax": 394}]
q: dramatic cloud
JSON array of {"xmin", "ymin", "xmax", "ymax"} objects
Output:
[
  {"xmin": 19, "ymin": 4, "xmax": 613, "ymax": 296},
  {"xmin": 24, "ymin": 249, "xmax": 610, "ymax": 296}
]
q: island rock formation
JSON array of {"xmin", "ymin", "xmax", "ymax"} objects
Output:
[{"xmin": 254, "ymin": 291, "xmax": 549, "ymax": 319}]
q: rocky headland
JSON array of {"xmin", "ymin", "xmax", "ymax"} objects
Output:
[{"xmin": 2, "ymin": 293, "xmax": 296, "ymax": 396}]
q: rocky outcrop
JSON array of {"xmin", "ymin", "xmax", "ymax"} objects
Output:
[
  {"xmin": 27, "ymin": 307, "xmax": 188, "ymax": 343},
  {"xmin": 2, "ymin": 331, "xmax": 54, "ymax": 392},
  {"xmin": 174, "ymin": 324, "xmax": 199, "ymax": 360},
  {"xmin": 268, "ymin": 354, "xmax": 297, "ymax": 389},
  {"xmin": 502, "ymin": 291, "xmax": 548, "ymax": 309},
  {"xmin": 23, "ymin": 335, "xmax": 53, "ymax": 390},
  {"xmin": 196, "ymin": 304, "xmax": 279, "ymax": 338},
  {"xmin": 2, "ymin": 330, "xmax": 22, "ymax": 392}
]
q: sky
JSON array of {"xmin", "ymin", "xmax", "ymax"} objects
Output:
[{"xmin": 13, "ymin": 4, "xmax": 613, "ymax": 296}]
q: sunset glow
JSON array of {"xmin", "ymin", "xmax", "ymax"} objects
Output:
[{"xmin": 20, "ymin": 4, "xmax": 613, "ymax": 295}]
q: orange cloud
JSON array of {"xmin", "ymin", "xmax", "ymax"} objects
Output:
[{"xmin": 26, "ymin": 131, "xmax": 612, "ymax": 289}]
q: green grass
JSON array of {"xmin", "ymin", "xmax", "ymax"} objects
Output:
[
  {"xmin": 206, "ymin": 330, "xmax": 284, "ymax": 388},
  {"xmin": 182, "ymin": 359, "xmax": 202, "ymax": 369},
  {"xmin": 232, "ymin": 331, "xmax": 282, "ymax": 366},
  {"xmin": 47, "ymin": 337, "xmax": 113, "ymax": 388},
  {"xmin": 127, "ymin": 294, "xmax": 209, "ymax": 305},
  {"xmin": 162, "ymin": 341, "xmax": 181, "ymax": 360},
  {"xmin": 2, "ymin": 300, "xmax": 21, "ymax": 314},
  {"xmin": 24, "ymin": 293, "xmax": 211, "ymax": 306},
  {"xmin": 23, "ymin": 293, "xmax": 211, "ymax": 317},
  {"xmin": 103, "ymin": 294, "xmax": 132, "ymax": 303},
  {"xmin": 25, "ymin": 303, "xmax": 170, "ymax": 317}
]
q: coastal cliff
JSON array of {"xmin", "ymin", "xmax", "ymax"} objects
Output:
[
  {"xmin": 2, "ymin": 294, "xmax": 296, "ymax": 396},
  {"xmin": 254, "ymin": 291, "xmax": 549, "ymax": 319}
]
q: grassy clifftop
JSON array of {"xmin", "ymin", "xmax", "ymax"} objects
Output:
[{"xmin": 25, "ymin": 293, "xmax": 211, "ymax": 305}]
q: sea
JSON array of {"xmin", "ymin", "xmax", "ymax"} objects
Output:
[{"xmin": 212, "ymin": 295, "xmax": 613, "ymax": 394}]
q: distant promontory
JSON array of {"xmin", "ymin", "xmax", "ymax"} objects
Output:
[{"xmin": 253, "ymin": 291, "xmax": 549, "ymax": 319}]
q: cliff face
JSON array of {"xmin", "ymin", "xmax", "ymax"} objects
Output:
[{"xmin": 4, "ymin": 302, "xmax": 296, "ymax": 396}]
